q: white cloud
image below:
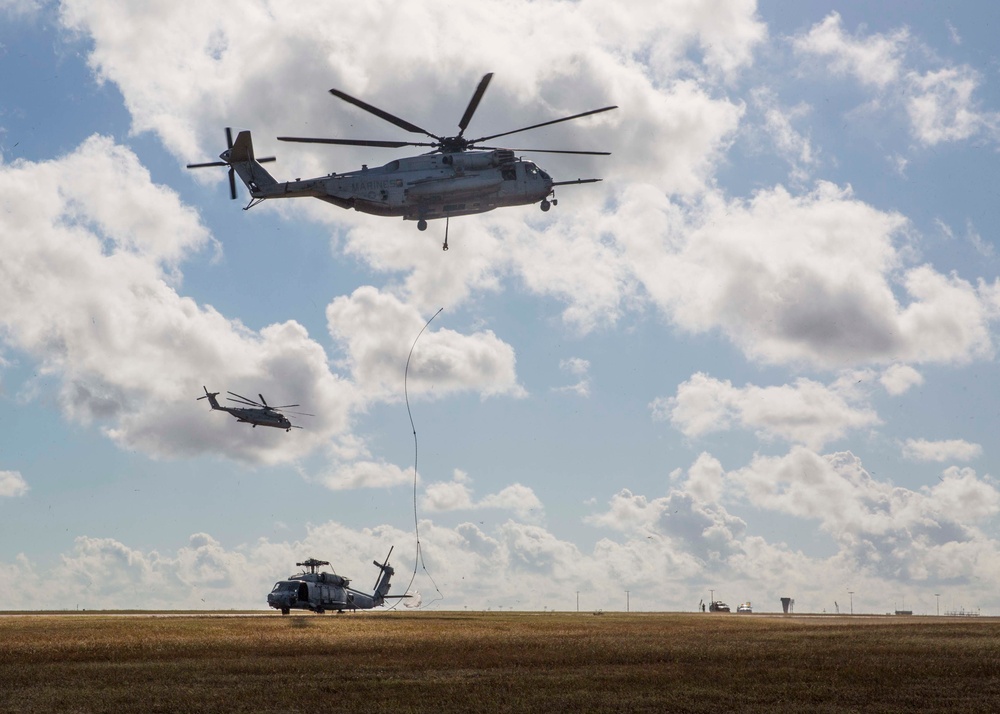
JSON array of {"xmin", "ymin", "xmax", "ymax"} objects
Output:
[
  {"xmin": 620, "ymin": 182, "xmax": 997, "ymax": 369},
  {"xmin": 902, "ymin": 438, "xmax": 982, "ymax": 463},
  {"xmin": 653, "ymin": 371, "xmax": 879, "ymax": 449},
  {"xmin": 326, "ymin": 286, "xmax": 524, "ymax": 401},
  {"xmin": 751, "ymin": 87, "xmax": 818, "ymax": 184},
  {"xmin": 554, "ymin": 357, "xmax": 591, "ymax": 397},
  {"xmin": 906, "ymin": 67, "xmax": 995, "ymax": 146},
  {"xmin": 879, "ymin": 364, "xmax": 924, "ymax": 395},
  {"xmin": 6, "ymin": 444, "xmax": 1000, "ymax": 611},
  {"xmin": 794, "ymin": 13, "xmax": 999, "ymax": 148},
  {"xmin": 0, "ymin": 136, "xmax": 355, "ymax": 465},
  {"xmin": 793, "ymin": 12, "xmax": 908, "ymax": 88},
  {"xmin": 0, "ymin": 470, "xmax": 28, "ymax": 497},
  {"xmin": 730, "ymin": 447, "xmax": 1000, "ymax": 580},
  {"xmin": 320, "ymin": 459, "xmax": 413, "ymax": 491},
  {"xmin": 422, "ymin": 470, "xmax": 543, "ymax": 520}
]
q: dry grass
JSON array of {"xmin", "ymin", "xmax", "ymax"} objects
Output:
[{"xmin": 1, "ymin": 611, "xmax": 999, "ymax": 712}]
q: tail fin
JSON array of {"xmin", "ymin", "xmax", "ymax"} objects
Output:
[
  {"xmin": 228, "ymin": 130, "xmax": 278, "ymax": 192},
  {"xmin": 371, "ymin": 547, "xmax": 395, "ymax": 606},
  {"xmin": 197, "ymin": 386, "xmax": 222, "ymax": 410}
]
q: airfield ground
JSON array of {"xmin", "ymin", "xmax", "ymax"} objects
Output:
[{"xmin": 1, "ymin": 611, "xmax": 999, "ymax": 712}]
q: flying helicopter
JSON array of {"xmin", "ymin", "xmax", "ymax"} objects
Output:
[
  {"xmin": 267, "ymin": 550, "xmax": 408, "ymax": 614},
  {"xmin": 186, "ymin": 73, "xmax": 616, "ymax": 249},
  {"xmin": 196, "ymin": 386, "xmax": 312, "ymax": 432}
]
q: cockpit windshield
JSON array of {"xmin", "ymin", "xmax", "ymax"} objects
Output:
[
  {"xmin": 523, "ymin": 162, "xmax": 549, "ymax": 180},
  {"xmin": 271, "ymin": 581, "xmax": 298, "ymax": 593}
]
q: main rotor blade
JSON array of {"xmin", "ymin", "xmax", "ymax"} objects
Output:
[
  {"xmin": 552, "ymin": 178, "xmax": 603, "ymax": 186},
  {"xmin": 329, "ymin": 87, "xmax": 439, "ymax": 140},
  {"xmin": 457, "ymin": 73, "xmax": 493, "ymax": 135},
  {"xmin": 227, "ymin": 391, "xmax": 262, "ymax": 407},
  {"xmin": 228, "ymin": 167, "xmax": 237, "ymax": 200},
  {"xmin": 226, "ymin": 396, "xmax": 260, "ymax": 406},
  {"xmin": 276, "ymin": 409, "xmax": 314, "ymax": 417},
  {"xmin": 277, "ymin": 136, "xmax": 434, "ymax": 149},
  {"xmin": 471, "ymin": 105, "xmax": 618, "ymax": 144},
  {"xmin": 226, "ymin": 397, "xmax": 260, "ymax": 408},
  {"xmin": 225, "ymin": 127, "xmax": 234, "ymax": 150},
  {"xmin": 477, "ymin": 145, "xmax": 611, "ymax": 155},
  {"xmin": 186, "ymin": 161, "xmax": 228, "ymax": 168}
]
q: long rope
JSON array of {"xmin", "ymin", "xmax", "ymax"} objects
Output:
[{"xmin": 396, "ymin": 307, "xmax": 444, "ymax": 609}]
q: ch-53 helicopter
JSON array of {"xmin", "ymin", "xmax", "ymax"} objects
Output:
[
  {"xmin": 267, "ymin": 550, "xmax": 408, "ymax": 614},
  {"xmin": 197, "ymin": 387, "xmax": 312, "ymax": 432},
  {"xmin": 186, "ymin": 73, "xmax": 616, "ymax": 249}
]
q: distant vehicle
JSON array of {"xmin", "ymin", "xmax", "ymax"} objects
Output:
[
  {"xmin": 197, "ymin": 387, "xmax": 312, "ymax": 432},
  {"xmin": 709, "ymin": 600, "xmax": 731, "ymax": 613},
  {"xmin": 267, "ymin": 550, "xmax": 409, "ymax": 614},
  {"xmin": 737, "ymin": 602, "xmax": 752, "ymax": 614}
]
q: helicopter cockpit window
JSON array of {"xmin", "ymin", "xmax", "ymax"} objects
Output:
[
  {"xmin": 502, "ymin": 165, "xmax": 516, "ymax": 180},
  {"xmin": 271, "ymin": 581, "xmax": 298, "ymax": 593}
]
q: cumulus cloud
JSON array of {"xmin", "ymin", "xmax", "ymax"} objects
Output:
[
  {"xmin": 879, "ymin": 364, "xmax": 923, "ymax": 395},
  {"xmin": 422, "ymin": 470, "xmax": 543, "ymax": 520},
  {"xmin": 6, "ymin": 443, "xmax": 1000, "ymax": 612},
  {"xmin": 793, "ymin": 12, "xmax": 908, "ymax": 88},
  {"xmin": 619, "ymin": 181, "xmax": 997, "ymax": 368},
  {"xmin": 0, "ymin": 136, "xmax": 351, "ymax": 466},
  {"xmin": 730, "ymin": 447, "xmax": 1000, "ymax": 580},
  {"xmin": 902, "ymin": 438, "xmax": 982, "ymax": 463},
  {"xmin": 794, "ymin": 12, "xmax": 999, "ymax": 147},
  {"xmin": 0, "ymin": 470, "xmax": 28, "ymax": 497},
  {"xmin": 652, "ymin": 371, "xmax": 879, "ymax": 449},
  {"xmin": 906, "ymin": 67, "xmax": 995, "ymax": 146},
  {"xmin": 319, "ymin": 459, "xmax": 414, "ymax": 491},
  {"xmin": 326, "ymin": 286, "xmax": 524, "ymax": 401}
]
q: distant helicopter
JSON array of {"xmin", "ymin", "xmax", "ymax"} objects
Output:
[
  {"xmin": 197, "ymin": 387, "xmax": 312, "ymax": 432},
  {"xmin": 187, "ymin": 73, "xmax": 616, "ymax": 249},
  {"xmin": 267, "ymin": 550, "xmax": 408, "ymax": 615}
]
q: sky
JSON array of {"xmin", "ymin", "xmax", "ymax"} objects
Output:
[{"xmin": 2, "ymin": 0, "xmax": 1000, "ymax": 615}]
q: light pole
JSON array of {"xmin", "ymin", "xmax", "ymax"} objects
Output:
[
  {"xmin": 576, "ymin": 591, "xmax": 580, "ymax": 613},
  {"xmin": 935, "ymin": 593, "xmax": 940, "ymax": 616},
  {"xmin": 625, "ymin": 590, "xmax": 630, "ymax": 612},
  {"xmin": 848, "ymin": 591, "xmax": 854, "ymax": 616}
]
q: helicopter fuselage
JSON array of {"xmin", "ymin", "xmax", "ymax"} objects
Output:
[
  {"xmin": 238, "ymin": 148, "xmax": 555, "ymax": 224},
  {"xmin": 220, "ymin": 406, "xmax": 291, "ymax": 430},
  {"xmin": 267, "ymin": 555, "xmax": 397, "ymax": 614}
]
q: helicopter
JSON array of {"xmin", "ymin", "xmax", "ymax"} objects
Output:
[
  {"xmin": 187, "ymin": 73, "xmax": 616, "ymax": 249},
  {"xmin": 196, "ymin": 386, "xmax": 312, "ymax": 432},
  {"xmin": 267, "ymin": 550, "xmax": 408, "ymax": 614}
]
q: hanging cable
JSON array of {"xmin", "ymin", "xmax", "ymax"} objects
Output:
[{"xmin": 393, "ymin": 307, "xmax": 444, "ymax": 610}]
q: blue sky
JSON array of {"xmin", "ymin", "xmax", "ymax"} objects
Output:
[{"xmin": 2, "ymin": 0, "xmax": 1000, "ymax": 615}]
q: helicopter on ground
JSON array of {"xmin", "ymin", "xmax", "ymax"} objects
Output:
[
  {"xmin": 196, "ymin": 386, "xmax": 312, "ymax": 432},
  {"xmin": 267, "ymin": 550, "xmax": 408, "ymax": 614},
  {"xmin": 187, "ymin": 73, "xmax": 616, "ymax": 249}
]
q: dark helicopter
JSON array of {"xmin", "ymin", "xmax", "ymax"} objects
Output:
[
  {"xmin": 187, "ymin": 73, "xmax": 616, "ymax": 249},
  {"xmin": 267, "ymin": 550, "xmax": 408, "ymax": 615},
  {"xmin": 197, "ymin": 387, "xmax": 312, "ymax": 432}
]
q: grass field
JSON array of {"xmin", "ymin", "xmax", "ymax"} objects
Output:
[{"xmin": 2, "ymin": 611, "xmax": 999, "ymax": 712}]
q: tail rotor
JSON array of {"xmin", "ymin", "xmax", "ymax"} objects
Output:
[{"xmin": 186, "ymin": 128, "xmax": 276, "ymax": 199}]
